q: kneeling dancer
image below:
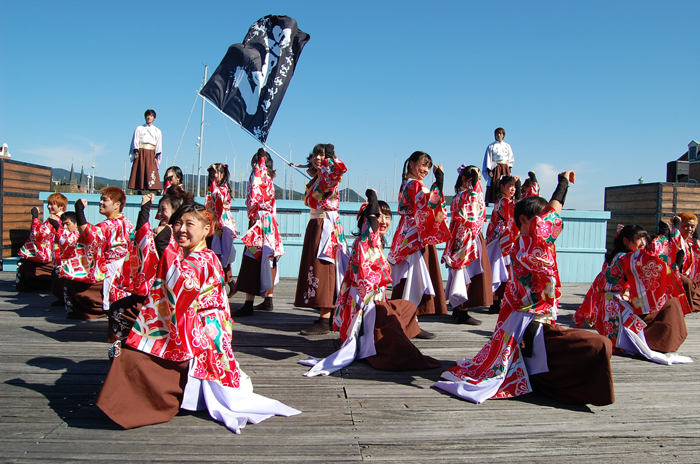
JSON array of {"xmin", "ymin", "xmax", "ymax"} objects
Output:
[
  {"xmin": 435, "ymin": 171, "xmax": 615, "ymax": 406},
  {"xmin": 97, "ymin": 202, "xmax": 300, "ymax": 433},
  {"xmin": 300, "ymin": 190, "xmax": 439, "ymax": 376},
  {"xmin": 574, "ymin": 225, "xmax": 691, "ymax": 365}
]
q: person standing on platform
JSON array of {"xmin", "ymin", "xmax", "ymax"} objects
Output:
[
  {"xmin": 482, "ymin": 127, "xmax": 514, "ymax": 206},
  {"xmin": 128, "ymin": 109, "xmax": 162, "ymax": 193}
]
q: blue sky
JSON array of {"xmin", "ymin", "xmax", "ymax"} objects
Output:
[{"xmin": 2, "ymin": 1, "xmax": 699, "ymax": 210}]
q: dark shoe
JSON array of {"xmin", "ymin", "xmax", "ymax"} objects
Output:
[
  {"xmin": 488, "ymin": 300, "xmax": 501, "ymax": 314},
  {"xmin": 457, "ymin": 311, "xmax": 482, "ymax": 325},
  {"xmin": 300, "ymin": 318, "xmax": 331, "ymax": 336},
  {"xmin": 415, "ymin": 329, "xmax": 437, "ymax": 339},
  {"xmin": 254, "ymin": 296, "xmax": 274, "ymax": 312},
  {"xmin": 226, "ymin": 280, "xmax": 238, "ymax": 298},
  {"xmin": 233, "ymin": 301, "xmax": 254, "ymax": 317}
]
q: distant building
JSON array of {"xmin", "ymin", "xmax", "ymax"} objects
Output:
[{"xmin": 667, "ymin": 140, "xmax": 700, "ymax": 183}]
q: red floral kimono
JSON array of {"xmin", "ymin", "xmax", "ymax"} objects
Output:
[
  {"xmin": 301, "ymin": 198, "xmax": 437, "ymax": 376},
  {"xmin": 388, "ymin": 178, "xmax": 449, "ymax": 265},
  {"xmin": 205, "ymin": 179, "xmax": 238, "ymax": 267},
  {"xmin": 442, "ymin": 180, "xmax": 486, "ymax": 270},
  {"xmin": 112, "ymin": 223, "xmax": 165, "ymax": 298},
  {"xmin": 436, "ymin": 207, "xmax": 614, "ymax": 404},
  {"xmin": 127, "ymin": 245, "xmax": 243, "ymax": 387},
  {"xmin": 19, "ymin": 216, "xmax": 60, "ymax": 263},
  {"xmin": 241, "ymin": 158, "xmax": 284, "ymax": 261},
  {"xmin": 334, "ymin": 221, "xmax": 393, "ymax": 339},
  {"xmin": 485, "ymin": 196, "xmax": 519, "ymax": 257},
  {"xmin": 523, "ymin": 181, "xmax": 540, "ymax": 198},
  {"xmin": 304, "ymin": 156, "xmax": 348, "ymax": 260}
]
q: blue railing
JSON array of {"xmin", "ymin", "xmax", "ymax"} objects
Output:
[{"xmin": 38, "ymin": 193, "xmax": 610, "ymax": 283}]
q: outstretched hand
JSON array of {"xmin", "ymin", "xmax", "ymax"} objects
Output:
[
  {"xmin": 142, "ymin": 193, "xmax": 155, "ymax": 205},
  {"xmin": 559, "ymin": 170, "xmax": 576, "ymax": 184}
]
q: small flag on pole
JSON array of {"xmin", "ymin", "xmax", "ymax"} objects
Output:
[{"xmin": 200, "ymin": 15, "xmax": 310, "ymax": 143}]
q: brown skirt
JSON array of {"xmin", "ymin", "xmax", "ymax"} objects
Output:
[
  {"xmin": 96, "ymin": 344, "xmax": 189, "ymax": 429},
  {"xmin": 465, "ymin": 235, "xmax": 494, "ymax": 308},
  {"xmin": 107, "ymin": 295, "xmax": 147, "ymax": 343},
  {"xmin": 367, "ymin": 300, "xmax": 440, "ymax": 371},
  {"xmin": 529, "ymin": 323, "xmax": 615, "ymax": 406},
  {"xmin": 235, "ymin": 253, "xmax": 277, "ymax": 297},
  {"xmin": 294, "ymin": 218, "xmax": 336, "ymax": 310},
  {"xmin": 16, "ymin": 259, "xmax": 53, "ymax": 291},
  {"xmin": 640, "ymin": 297, "xmax": 688, "ymax": 353},
  {"xmin": 128, "ymin": 148, "xmax": 162, "ymax": 191},
  {"xmin": 391, "ymin": 244, "xmax": 448, "ymax": 316},
  {"xmin": 64, "ymin": 279, "xmax": 105, "ymax": 319},
  {"xmin": 485, "ymin": 163, "xmax": 511, "ymax": 205},
  {"xmin": 680, "ymin": 275, "xmax": 700, "ymax": 313}
]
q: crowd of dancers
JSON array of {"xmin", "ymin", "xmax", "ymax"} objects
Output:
[{"xmin": 13, "ymin": 130, "xmax": 695, "ymax": 432}]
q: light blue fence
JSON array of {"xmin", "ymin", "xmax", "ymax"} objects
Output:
[{"xmin": 37, "ymin": 193, "xmax": 610, "ymax": 283}]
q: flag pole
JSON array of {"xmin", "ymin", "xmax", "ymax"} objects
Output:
[{"xmin": 198, "ymin": 92, "xmax": 311, "ymax": 180}]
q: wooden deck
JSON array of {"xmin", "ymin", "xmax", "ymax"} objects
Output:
[{"xmin": 1, "ymin": 272, "xmax": 700, "ymax": 463}]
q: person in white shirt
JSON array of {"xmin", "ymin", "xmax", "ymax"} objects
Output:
[
  {"xmin": 482, "ymin": 127, "xmax": 514, "ymax": 205},
  {"xmin": 128, "ymin": 109, "xmax": 162, "ymax": 193}
]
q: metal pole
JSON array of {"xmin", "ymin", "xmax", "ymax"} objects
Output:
[
  {"xmin": 393, "ymin": 155, "xmax": 396, "ymax": 201},
  {"xmin": 196, "ymin": 65, "xmax": 208, "ymax": 197}
]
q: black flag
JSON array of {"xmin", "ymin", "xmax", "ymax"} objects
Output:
[{"xmin": 200, "ymin": 15, "xmax": 310, "ymax": 143}]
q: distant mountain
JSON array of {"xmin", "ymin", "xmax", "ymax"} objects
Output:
[{"xmin": 51, "ymin": 168, "xmax": 364, "ymax": 201}]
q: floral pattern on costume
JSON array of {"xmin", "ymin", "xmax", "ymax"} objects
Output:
[
  {"xmin": 240, "ymin": 157, "xmax": 284, "ymax": 260},
  {"xmin": 205, "ymin": 179, "xmax": 238, "ymax": 241},
  {"xmin": 442, "ymin": 178, "xmax": 485, "ymax": 269},
  {"xmin": 485, "ymin": 196, "xmax": 519, "ymax": 257},
  {"xmin": 126, "ymin": 246, "xmax": 243, "ymax": 388},
  {"xmin": 333, "ymin": 219, "xmax": 392, "ymax": 341},
  {"xmin": 501, "ymin": 206, "xmax": 563, "ymax": 318},
  {"xmin": 304, "ymin": 157, "xmax": 347, "ymax": 212},
  {"xmin": 441, "ymin": 206, "xmax": 562, "ymax": 400},
  {"xmin": 19, "ymin": 216, "xmax": 61, "ymax": 263},
  {"xmin": 574, "ymin": 249, "xmax": 690, "ymax": 344},
  {"xmin": 113, "ymin": 224, "xmax": 177, "ymax": 298},
  {"xmin": 523, "ymin": 181, "xmax": 540, "ymax": 198},
  {"xmin": 388, "ymin": 178, "xmax": 450, "ymax": 265}
]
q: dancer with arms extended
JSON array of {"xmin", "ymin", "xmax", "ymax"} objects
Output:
[
  {"xmin": 300, "ymin": 189, "xmax": 439, "ymax": 375},
  {"xmin": 574, "ymin": 225, "xmax": 691, "ymax": 364},
  {"xmin": 442, "ymin": 165, "xmax": 492, "ymax": 325},
  {"xmin": 234, "ymin": 148, "xmax": 284, "ymax": 316},
  {"xmin": 97, "ymin": 202, "xmax": 300, "ymax": 433},
  {"xmin": 295, "ymin": 143, "xmax": 349, "ymax": 335},
  {"xmin": 435, "ymin": 170, "xmax": 615, "ymax": 406},
  {"xmin": 389, "ymin": 151, "xmax": 450, "ymax": 321}
]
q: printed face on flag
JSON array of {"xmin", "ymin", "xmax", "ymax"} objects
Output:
[{"xmin": 200, "ymin": 15, "xmax": 310, "ymax": 143}]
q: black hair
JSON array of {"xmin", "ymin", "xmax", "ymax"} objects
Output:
[
  {"xmin": 514, "ymin": 196, "xmax": 548, "ymax": 229},
  {"xmin": 399, "ymin": 151, "xmax": 433, "ymax": 196},
  {"xmin": 251, "ymin": 148, "xmax": 276, "ymax": 178},
  {"xmin": 657, "ymin": 221, "xmax": 671, "ymax": 241},
  {"xmin": 169, "ymin": 202, "xmax": 215, "ymax": 237},
  {"xmin": 160, "ymin": 185, "xmax": 194, "ymax": 213},
  {"xmin": 62, "ymin": 212, "xmax": 77, "ymax": 224},
  {"xmin": 496, "ymin": 175, "xmax": 517, "ymax": 200},
  {"xmin": 454, "ymin": 165, "xmax": 479, "ymax": 194},
  {"xmin": 212, "ymin": 163, "xmax": 231, "ymax": 191},
  {"xmin": 305, "ymin": 143, "xmax": 337, "ymax": 165},
  {"xmin": 354, "ymin": 199, "xmax": 393, "ymax": 248},
  {"xmin": 164, "ymin": 166, "xmax": 183, "ymax": 185},
  {"xmin": 605, "ymin": 225, "xmax": 648, "ymax": 264},
  {"xmin": 144, "ymin": 109, "xmax": 156, "ymax": 119}
]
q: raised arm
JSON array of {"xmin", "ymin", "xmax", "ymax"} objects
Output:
[{"xmin": 549, "ymin": 171, "xmax": 575, "ymax": 214}]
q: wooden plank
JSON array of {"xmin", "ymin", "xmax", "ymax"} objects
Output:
[
  {"xmin": 3, "ymin": 163, "xmax": 51, "ymax": 177},
  {"xmin": 2, "ymin": 179, "xmax": 50, "ymax": 193},
  {"xmin": 1, "ymin": 275, "xmax": 700, "ymax": 462},
  {"xmin": 2, "ymin": 170, "xmax": 52, "ymax": 183},
  {"xmin": 2, "ymin": 196, "xmax": 42, "ymax": 205}
]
